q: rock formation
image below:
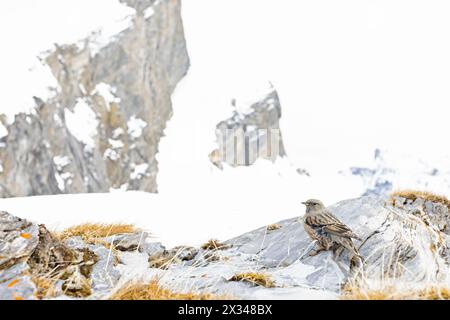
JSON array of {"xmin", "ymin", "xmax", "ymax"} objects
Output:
[
  {"xmin": 0, "ymin": 0, "xmax": 189, "ymax": 197},
  {"xmin": 209, "ymin": 89, "xmax": 286, "ymax": 169},
  {"xmin": 2, "ymin": 194, "xmax": 450, "ymax": 299}
]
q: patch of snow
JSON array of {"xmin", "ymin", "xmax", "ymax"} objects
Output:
[
  {"xmin": 53, "ymin": 156, "xmax": 70, "ymax": 171},
  {"xmin": 54, "ymin": 173, "xmax": 65, "ymax": 191},
  {"xmin": 64, "ymin": 98, "xmax": 98, "ymax": 150},
  {"xmin": 94, "ymin": 83, "xmax": 121, "ymax": 107},
  {"xmin": 112, "ymin": 128, "xmax": 124, "ymax": 139},
  {"xmin": 104, "ymin": 148, "xmax": 120, "ymax": 161},
  {"xmin": 0, "ymin": 163, "xmax": 3, "ymax": 173},
  {"xmin": 144, "ymin": 7, "xmax": 155, "ymax": 19},
  {"xmin": 53, "ymin": 114, "xmax": 63, "ymax": 127},
  {"xmin": 0, "ymin": 123, "xmax": 7, "ymax": 139},
  {"xmin": 88, "ymin": 14, "xmax": 134, "ymax": 57},
  {"xmin": 108, "ymin": 139, "xmax": 124, "ymax": 149},
  {"xmin": 130, "ymin": 163, "xmax": 149, "ymax": 180},
  {"xmin": 127, "ymin": 116, "xmax": 147, "ymax": 139},
  {"xmin": 110, "ymin": 183, "xmax": 128, "ymax": 193}
]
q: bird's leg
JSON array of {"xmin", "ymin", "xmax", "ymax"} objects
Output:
[
  {"xmin": 309, "ymin": 245, "xmax": 326, "ymax": 256},
  {"xmin": 299, "ymin": 241, "xmax": 322, "ymax": 261},
  {"xmin": 332, "ymin": 246, "xmax": 344, "ymax": 259}
]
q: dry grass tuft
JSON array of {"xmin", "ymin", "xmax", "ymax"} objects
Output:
[
  {"xmin": 110, "ymin": 279, "xmax": 228, "ymax": 300},
  {"xmin": 201, "ymin": 239, "xmax": 231, "ymax": 251},
  {"xmin": 390, "ymin": 190, "xmax": 450, "ymax": 209},
  {"xmin": 31, "ymin": 276, "xmax": 58, "ymax": 300},
  {"xmin": 266, "ymin": 224, "xmax": 281, "ymax": 231},
  {"xmin": 148, "ymin": 254, "xmax": 181, "ymax": 270},
  {"xmin": 229, "ymin": 272, "xmax": 275, "ymax": 288},
  {"xmin": 56, "ymin": 223, "xmax": 138, "ymax": 244},
  {"xmin": 342, "ymin": 283, "xmax": 450, "ymax": 300}
]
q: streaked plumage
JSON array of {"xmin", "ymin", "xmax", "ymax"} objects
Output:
[{"xmin": 302, "ymin": 199, "xmax": 363, "ymax": 267}]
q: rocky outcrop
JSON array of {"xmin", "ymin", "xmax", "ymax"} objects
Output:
[
  {"xmin": 3, "ymin": 195, "xmax": 450, "ymax": 299},
  {"xmin": 209, "ymin": 89, "xmax": 286, "ymax": 169},
  {"xmin": 0, "ymin": 211, "xmax": 165, "ymax": 300},
  {"xmin": 0, "ymin": 212, "xmax": 98, "ymax": 299},
  {"xmin": 227, "ymin": 196, "xmax": 449, "ymax": 292},
  {"xmin": 0, "ymin": 0, "xmax": 190, "ymax": 198}
]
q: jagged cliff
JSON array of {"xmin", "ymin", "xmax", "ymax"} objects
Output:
[
  {"xmin": 209, "ymin": 89, "xmax": 286, "ymax": 169},
  {"xmin": 0, "ymin": 0, "xmax": 189, "ymax": 197}
]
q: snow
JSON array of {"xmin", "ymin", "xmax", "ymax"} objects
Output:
[
  {"xmin": 112, "ymin": 128, "xmax": 125, "ymax": 139},
  {"xmin": 0, "ymin": 0, "xmax": 135, "ymax": 122},
  {"xmin": 144, "ymin": 7, "xmax": 155, "ymax": 19},
  {"xmin": 127, "ymin": 116, "xmax": 147, "ymax": 139},
  {"xmin": 94, "ymin": 83, "xmax": 121, "ymax": 107},
  {"xmin": 108, "ymin": 139, "xmax": 124, "ymax": 149},
  {"xmin": 0, "ymin": 123, "xmax": 7, "ymax": 139},
  {"xmin": 130, "ymin": 163, "xmax": 149, "ymax": 180},
  {"xmin": 104, "ymin": 149, "xmax": 120, "ymax": 161},
  {"xmin": 64, "ymin": 98, "xmax": 99, "ymax": 149},
  {"xmin": 53, "ymin": 156, "xmax": 70, "ymax": 170},
  {"xmin": 0, "ymin": 0, "xmax": 449, "ymax": 300},
  {"xmin": 54, "ymin": 173, "xmax": 66, "ymax": 191}
]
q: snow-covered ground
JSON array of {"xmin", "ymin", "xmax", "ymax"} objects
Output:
[{"xmin": 1, "ymin": 0, "xmax": 450, "ymax": 250}]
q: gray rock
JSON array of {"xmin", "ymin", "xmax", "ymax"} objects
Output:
[
  {"xmin": 88, "ymin": 245, "xmax": 121, "ymax": 293},
  {"xmin": 0, "ymin": 0, "xmax": 189, "ymax": 198},
  {"xmin": 142, "ymin": 241, "xmax": 165, "ymax": 256},
  {"xmin": 227, "ymin": 197, "xmax": 449, "ymax": 291},
  {"xmin": 0, "ymin": 212, "xmax": 39, "ymax": 270},
  {"xmin": 0, "ymin": 273, "xmax": 37, "ymax": 300},
  {"xmin": 209, "ymin": 89, "xmax": 286, "ymax": 168},
  {"xmin": 103, "ymin": 231, "xmax": 150, "ymax": 252}
]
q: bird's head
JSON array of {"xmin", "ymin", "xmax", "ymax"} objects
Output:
[{"xmin": 301, "ymin": 199, "xmax": 325, "ymax": 213}]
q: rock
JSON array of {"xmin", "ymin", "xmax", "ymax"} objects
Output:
[
  {"xmin": 0, "ymin": 0, "xmax": 189, "ymax": 198},
  {"xmin": 142, "ymin": 241, "xmax": 165, "ymax": 256},
  {"xmin": 0, "ymin": 212, "xmax": 110, "ymax": 299},
  {"xmin": 148, "ymin": 246, "xmax": 198, "ymax": 270},
  {"xmin": 0, "ymin": 271, "xmax": 37, "ymax": 300},
  {"xmin": 210, "ymin": 89, "xmax": 286, "ymax": 168},
  {"xmin": 227, "ymin": 197, "xmax": 449, "ymax": 292},
  {"xmin": 88, "ymin": 245, "xmax": 121, "ymax": 293},
  {"xmin": 64, "ymin": 238, "xmax": 121, "ymax": 294},
  {"xmin": 0, "ymin": 211, "xmax": 39, "ymax": 270},
  {"xmin": 103, "ymin": 231, "xmax": 150, "ymax": 252}
]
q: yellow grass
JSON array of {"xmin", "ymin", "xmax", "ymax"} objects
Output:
[
  {"xmin": 390, "ymin": 190, "xmax": 450, "ymax": 209},
  {"xmin": 266, "ymin": 224, "xmax": 281, "ymax": 231},
  {"xmin": 110, "ymin": 279, "xmax": 228, "ymax": 300},
  {"xmin": 56, "ymin": 223, "xmax": 138, "ymax": 244},
  {"xmin": 32, "ymin": 276, "xmax": 58, "ymax": 300},
  {"xmin": 342, "ymin": 284, "xmax": 450, "ymax": 300},
  {"xmin": 229, "ymin": 272, "xmax": 275, "ymax": 288},
  {"xmin": 148, "ymin": 254, "xmax": 181, "ymax": 270},
  {"xmin": 201, "ymin": 239, "xmax": 231, "ymax": 251}
]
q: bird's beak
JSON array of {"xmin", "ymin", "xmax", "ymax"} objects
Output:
[{"xmin": 301, "ymin": 202, "xmax": 307, "ymax": 205}]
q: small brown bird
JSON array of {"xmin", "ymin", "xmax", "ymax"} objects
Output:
[{"xmin": 301, "ymin": 199, "xmax": 363, "ymax": 267}]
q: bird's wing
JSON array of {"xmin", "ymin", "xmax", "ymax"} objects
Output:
[{"xmin": 306, "ymin": 211, "xmax": 361, "ymax": 240}]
